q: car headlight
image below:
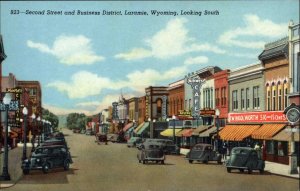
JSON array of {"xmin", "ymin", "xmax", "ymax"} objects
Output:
[{"xmin": 36, "ymin": 158, "xmax": 40, "ymax": 162}]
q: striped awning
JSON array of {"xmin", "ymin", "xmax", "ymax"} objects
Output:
[
  {"xmin": 219, "ymin": 124, "xmax": 261, "ymax": 141},
  {"xmin": 199, "ymin": 126, "xmax": 217, "ymax": 137},
  {"xmin": 251, "ymin": 123, "xmax": 286, "ymax": 140},
  {"xmin": 134, "ymin": 122, "xmax": 145, "ymax": 133},
  {"xmin": 176, "ymin": 129, "xmax": 194, "ymax": 137},
  {"xmin": 160, "ymin": 129, "xmax": 182, "ymax": 137},
  {"xmin": 192, "ymin": 125, "xmax": 213, "ymax": 136},
  {"xmin": 136, "ymin": 122, "xmax": 150, "ymax": 135},
  {"xmin": 123, "ymin": 122, "xmax": 133, "ymax": 132}
]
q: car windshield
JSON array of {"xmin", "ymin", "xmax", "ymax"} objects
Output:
[
  {"xmin": 148, "ymin": 145, "xmax": 160, "ymax": 149},
  {"xmin": 232, "ymin": 149, "xmax": 249, "ymax": 155},
  {"xmin": 192, "ymin": 145, "xmax": 204, "ymax": 151}
]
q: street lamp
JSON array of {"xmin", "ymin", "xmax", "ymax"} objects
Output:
[
  {"xmin": 31, "ymin": 113, "xmax": 36, "ymax": 151},
  {"xmin": 37, "ymin": 116, "xmax": 41, "ymax": 146},
  {"xmin": 172, "ymin": 115, "xmax": 176, "ymax": 143},
  {"xmin": 215, "ymin": 108, "xmax": 220, "ymax": 153},
  {"xmin": 42, "ymin": 119, "xmax": 45, "ymax": 142},
  {"xmin": 22, "ymin": 107, "xmax": 28, "ymax": 161},
  {"xmin": 0, "ymin": 93, "xmax": 12, "ymax": 181}
]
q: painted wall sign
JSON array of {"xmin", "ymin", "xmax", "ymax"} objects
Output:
[
  {"xmin": 228, "ymin": 111, "xmax": 287, "ymax": 123},
  {"xmin": 162, "ymin": 95, "xmax": 167, "ymax": 120},
  {"xmin": 186, "ymin": 76, "xmax": 206, "ymax": 117}
]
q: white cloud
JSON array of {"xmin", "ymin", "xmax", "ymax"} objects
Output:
[
  {"xmin": 76, "ymin": 101, "xmax": 101, "ymax": 107},
  {"xmin": 47, "ymin": 71, "xmax": 121, "ymax": 99},
  {"xmin": 184, "ymin": 56, "xmax": 209, "ymax": 65},
  {"xmin": 43, "ymin": 103, "xmax": 90, "ymax": 116},
  {"xmin": 218, "ymin": 14, "xmax": 287, "ymax": 49},
  {"xmin": 115, "ymin": 18, "xmax": 224, "ymax": 61},
  {"xmin": 27, "ymin": 35, "xmax": 105, "ymax": 65}
]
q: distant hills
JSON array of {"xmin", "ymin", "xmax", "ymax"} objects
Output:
[{"xmin": 58, "ymin": 115, "xmax": 67, "ymax": 128}]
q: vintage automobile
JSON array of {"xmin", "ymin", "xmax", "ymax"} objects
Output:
[
  {"xmin": 186, "ymin": 143, "xmax": 222, "ymax": 164},
  {"xmin": 22, "ymin": 145, "xmax": 73, "ymax": 174},
  {"xmin": 86, "ymin": 129, "xmax": 95, "ymax": 136},
  {"xmin": 95, "ymin": 133, "xmax": 108, "ymax": 145},
  {"xmin": 72, "ymin": 128, "xmax": 81, "ymax": 133},
  {"xmin": 107, "ymin": 134, "xmax": 119, "ymax": 143},
  {"xmin": 137, "ymin": 144, "xmax": 165, "ymax": 164},
  {"xmin": 127, "ymin": 137, "xmax": 143, "ymax": 148},
  {"xmin": 225, "ymin": 147, "xmax": 265, "ymax": 174},
  {"xmin": 137, "ymin": 139, "xmax": 180, "ymax": 155}
]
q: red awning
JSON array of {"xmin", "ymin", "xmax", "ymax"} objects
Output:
[{"xmin": 123, "ymin": 123, "xmax": 133, "ymax": 132}]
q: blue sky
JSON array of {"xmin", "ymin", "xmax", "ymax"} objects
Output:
[{"xmin": 0, "ymin": 1, "xmax": 298, "ymax": 115}]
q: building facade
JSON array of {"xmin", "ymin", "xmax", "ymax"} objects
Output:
[
  {"xmin": 168, "ymin": 79, "xmax": 184, "ymax": 117},
  {"xmin": 145, "ymin": 86, "xmax": 168, "ymax": 121},
  {"xmin": 128, "ymin": 97, "xmax": 138, "ymax": 122},
  {"xmin": 138, "ymin": 96, "xmax": 146, "ymax": 125}
]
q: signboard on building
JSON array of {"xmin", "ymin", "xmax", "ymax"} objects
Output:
[
  {"xmin": 200, "ymin": 108, "xmax": 215, "ymax": 116},
  {"xmin": 162, "ymin": 95, "xmax": 167, "ymax": 120},
  {"xmin": 186, "ymin": 76, "xmax": 205, "ymax": 117},
  {"xmin": 228, "ymin": 111, "xmax": 287, "ymax": 123}
]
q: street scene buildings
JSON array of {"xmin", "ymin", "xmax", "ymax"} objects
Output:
[{"xmin": 0, "ymin": 1, "xmax": 299, "ymax": 191}]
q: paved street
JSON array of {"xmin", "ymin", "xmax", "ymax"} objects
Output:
[{"xmin": 3, "ymin": 129, "xmax": 299, "ymax": 191}]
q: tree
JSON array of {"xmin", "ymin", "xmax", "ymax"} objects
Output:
[
  {"xmin": 66, "ymin": 113, "xmax": 87, "ymax": 130},
  {"xmin": 42, "ymin": 108, "xmax": 59, "ymax": 131}
]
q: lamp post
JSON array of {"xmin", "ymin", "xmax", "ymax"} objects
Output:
[
  {"xmin": 215, "ymin": 108, "xmax": 220, "ymax": 153},
  {"xmin": 42, "ymin": 119, "xmax": 46, "ymax": 142},
  {"xmin": 37, "ymin": 116, "xmax": 41, "ymax": 146},
  {"xmin": 0, "ymin": 93, "xmax": 12, "ymax": 181},
  {"xmin": 22, "ymin": 107, "xmax": 28, "ymax": 161},
  {"xmin": 172, "ymin": 115, "xmax": 176, "ymax": 143},
  {"xmin": 31, "ymin": 113, "xmax": 36, "ymax": 151}
]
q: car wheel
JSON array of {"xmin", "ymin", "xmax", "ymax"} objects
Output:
[
  {"xmin": 161, "ymin": 160, "xmax": 165, "ymax": 165},
  {"xmin": 239, "ymin": 169, "xmax": 244, "ymax": 172},
  {"xmin": 203, "ymin": 159, "xmax": 208, "ymax": 164},
  {"xmin": 138, "ymin": 160, "xmax": 141, "ymax": 163},
  {"xmin": 23, "ymin": 169, "xmax": 30, "ymax": 175},
  {"xmin": 64, "ymin": 160, "xmax": 70, "ymax": 170},
  {"xmin": 142, "ymin": 160, "xmax": 146, "ymax": 164},
  {"xmin": 217, "ymin": 160, "xmax": 222, "ymax": 164},
  {"xmin": 189, "ymin": 160, "xmax": 193, "ymax": 164},
  {"xmin": 156, "ymin": 161, "xmax": 159, "ymax": 164},
  {"xmin": 259, "ymin": 169, "xmax": 264, "ymax": 174},
  {"xmin": 42, "ymin": 163, "xmax": 50, "ymax": 174},
  {"xmin": 227, "ymin": 167, "xmax": 231, "ymax": 173},
  {"xmin": 248, "ymin": 168, "xmax": 252, "ymax": 174}
]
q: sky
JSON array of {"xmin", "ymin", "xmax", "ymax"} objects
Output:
[{"xmin": 0, "ymin": 1, "xmax": 299, "ymax": 116}]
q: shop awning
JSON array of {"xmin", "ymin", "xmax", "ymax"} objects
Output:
[
  {"xmin": 272, "ymin": 128, "xmax": 300, "ymax": 142},
  {"xmin": 134, "ymin": 122, "xmax": 145, "ymax": 133},
  {"xmin": 123, "ymin": 122, "xmax": 133, "ymax": 132},
  {"xmin": 160, "ymin": 129, "xmax": 182, "ymax": 137},
  {"xmin": 176, "ymin": 129, "xmax": 194, "ymax": 137},
  {"xmin": 219, "ymin": 124, "xmax": 261, "ymax": 141},
  {"xmin": 251, "ymin": 124, "xmax": 286, "ymax": 140},
  {"xmin": 136, "ymin": 122, "xmax": 150, "ymax": 135},
  {"xmin": 192, "ymin": 125, "xmax": 213, "ymax": 136},
  {"xmin": 199, "ymin": 126, "xmax": 217, "ymax": 137}
]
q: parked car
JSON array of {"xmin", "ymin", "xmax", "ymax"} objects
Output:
[
  {"xmin": 127, "ymin": 137, "xmax": 143, "ymax": 147},
  {"xmin": 225, "ymin": 147, "xmax": 265, "ymax": 174},
  {"xmin": 22, "ymin": 145, "xmax": 73, "ymax": 174},
  {"xmin": 107, "ymin": 134, "xmax": 119, "ymax": 143},
  {"xmin": 137, "ymin": 139, "xmax": 180, "ymax": 155},
  {"xmin": 137, "ymin": 144, "xmax": 165, "ymax": 164},
  {"xmin": 95, "ymin": 133, "xmax": 108, "ymax": 145},
  {"xmin": 41, "ymin": 138, "xmax": 68, "ymax": 148},
  {"xmin": 85, "ymin": 129, "xmax": 94, "ymax": 136},
  {"xmin": 186, "ymin": 143, "xmax": 222, "ymax": 164},
  {"xmin": 73, "ymin": 129, "xmax": 81, "ymax": 133}
]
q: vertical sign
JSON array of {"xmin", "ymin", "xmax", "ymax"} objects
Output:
[
  {"xmin": 145, "ymin": 95, "xmax": 149, "ymax": 119},
  {"xmin": 162, "ymin": 95, "xmax": 167, "ymax": 120},
  {"xmin": 186, "ymin": 76, "xmax": 205, "ymax": 117},
  {"xmin": 112, "ymin": 102, "xmax": 119, "ymax": 120}
]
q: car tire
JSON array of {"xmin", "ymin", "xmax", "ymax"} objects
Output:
[
  {"xmin": 42, "ymin": 163, "xmax": 50, "ymax": 174},
  {"xmin": 227, "ymin": 167, "xmax": 231, "ymax": 173},
  {"xmin": 203, "ymin": 159, "xmax": 208, "ymax": 164},
  {"xmin": 138, "ymin": 160, "xmax": 141, "ymax": 163},
  {"xmin": 23, "ymin": 169, "xmax": 30, "ymax": 175},
  {"xmin": 259, "ymin": 169, "xmax": 264, "ymax": 174},
  {"xmin": 64, "ymin": 160, "xmax": 70, "ymax": 170},
  {"xmin": 248, "ymin": 168, "xmax": 252, "ymax": 174},
  {"xmin": 239, "ymin": 169, "xmax": 244, "ymax": 173},
  {"xmin": 189, "ymin": 160, "xmax": 193, "ymax": 164},
  {"xmin": 142, "ymin": 160, "xmax": 146, "ymax": 164},
  {"xmin": 217, "ymin": 160, "xmax": 222, "ymax": 164},
  {"xmin": 161, "ymin": 160, "xmax": 165, "ymax": 165}
]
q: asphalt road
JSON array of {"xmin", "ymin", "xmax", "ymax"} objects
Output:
[{"xmin": 4, "ymin": 129, "xmax": 299, "ymax": 191}]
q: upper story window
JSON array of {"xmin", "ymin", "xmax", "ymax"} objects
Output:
[
  {"xmin": 246, "ymin": 88, "xmax": 250, "ymax": 110},
  {"xmin": 29, "ymin": 88, "xmax": 37, "ymax": 96},
  {"xmin": 232, "ymin": 90, "xmax": 238, "ymax": 111},
  {"xmin": 283, "ymin": 80, "xmax": 288, "ymax": 109},
  {"xmin": 278, "ymin": 82, "xmax": 282, "ymax": 111},
  {"xmin": 221, "ymin": 87, "xmax": 227, "ymax": 106},
  {"xmin": 253, "ymin": 86, "xmax": 260, "ymax": 109},
  {"xmin": 241, "ymin": 89, "xmax": 245, "ymax": 110},
  {"xmin": 266, "ymin": 84, "xmax": 271, "ymax": 111},
  {"xmin": 272, "ymin": 83, "xmax": 277, "ymax": 111}
]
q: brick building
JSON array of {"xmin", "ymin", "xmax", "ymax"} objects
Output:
[
  {"xmin": 167, "ymin": 79, "xmax": 184, "ymax": 117},
  {"xmin": 138, "ymin": 96, "xmax": 146, "ymax": 125}
]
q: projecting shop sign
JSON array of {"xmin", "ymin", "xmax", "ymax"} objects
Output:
[{"xmin": 186, "ymin": 76, "xmax": 206, "ymax": 117}]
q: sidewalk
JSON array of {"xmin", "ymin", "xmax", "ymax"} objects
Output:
[
  {"xmin": 0, "ymin": 144, "xmax": 32, "ymax": 189},
  {"xmin": 180, "ymin": 148, "xmax": 300, "ymax": 179}
]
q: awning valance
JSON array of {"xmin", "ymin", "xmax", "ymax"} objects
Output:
[
  {"xmin": 219, "ymin": 124, "xmax": 261, "ymax": 141},
  {"xmin": 134, "ymin": 122, "xmax": 145, "ymax": 133},
  {"xmin": 160, "ymin": 129, "xmax": 182, "ymax": 137},
  {"xmin": 123, "ymin": 122, "xmax": 133, "ymax": 132},
  {"xmin": 136, "ymin": 122, "xmax": 150, "ymax": 135},
  {"xmin": 199, "ymin": 126, "xmax": 217, "ymax": 137},
  {"xmin": 192, "ymin": 125, "xmax": 213, "ymax": 136},
  {"xmin": 272, "ymin": 128, "xmax": 300, "ymax": 142},
  {"xmin": 251, "ymin": 123, "xmax": 286, "ymax": 140},
  {"xmin": 176, "ymin": 129, "xmax": 194, "ymax": 137}
]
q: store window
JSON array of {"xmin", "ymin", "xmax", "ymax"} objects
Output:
[
  {"xmin": 277, "ymin": 141, "xmax": 288, "ymax": 156},
  {"xmin": 266, "ymin": 141, "xmax": 274, "ymax": 154}
]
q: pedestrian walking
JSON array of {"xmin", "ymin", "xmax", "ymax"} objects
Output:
[{"xmin": 222, "ymin": 142, "xmax": 228, "ymax": 160}]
